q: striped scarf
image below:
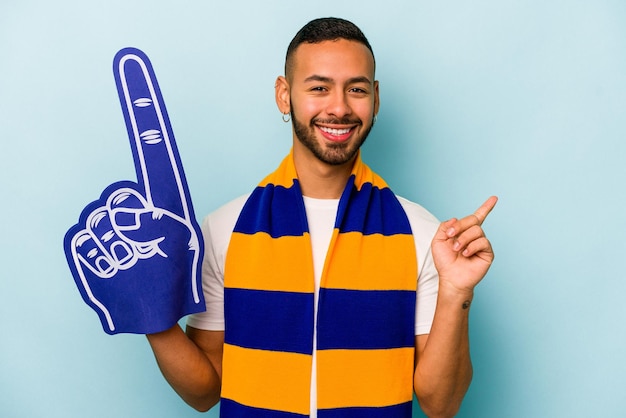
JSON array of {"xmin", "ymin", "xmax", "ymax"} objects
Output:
[{"xmin": 221, "ymin": 150, "xmax": 417, "ymax": 417}]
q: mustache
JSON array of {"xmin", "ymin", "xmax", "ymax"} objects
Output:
[{"xmin": 311, "ymin": 117, "xmax": 362, "ymax": 125}]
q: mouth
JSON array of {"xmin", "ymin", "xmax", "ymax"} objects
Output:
[{"xmin": 317, "ymin": 125, "xmax": 356, "ymax": 142}]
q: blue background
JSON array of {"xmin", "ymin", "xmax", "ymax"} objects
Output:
[{"xmin": 1, "ymin": 1, "xmax": 625, "ymax": 417}]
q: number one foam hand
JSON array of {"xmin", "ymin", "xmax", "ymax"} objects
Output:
[{"xmin": 64, "ymin": 48, "xmax": 205, "ymax": 335}]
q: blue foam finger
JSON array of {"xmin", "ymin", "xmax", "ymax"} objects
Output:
[{"xmin": 63, "ymin": 48, "xmax": 206, "ymax": 335}]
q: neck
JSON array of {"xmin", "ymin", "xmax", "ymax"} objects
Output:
[{"xmin": 292, "ymin": 147, "xmax": 355, "ymax": 199}]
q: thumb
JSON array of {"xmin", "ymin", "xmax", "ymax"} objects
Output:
[
  {"xmin": 433, "ymin": 218, "xmax": 457, "ymax": 243},
  {"xmin": 107, "ymin": 188, "xmax": 151, "ymax": 232}
]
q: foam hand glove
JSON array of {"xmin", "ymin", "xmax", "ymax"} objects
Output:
[{"xmin": 64, "ymin": 48, "xmax": 205, "ymax": 334}]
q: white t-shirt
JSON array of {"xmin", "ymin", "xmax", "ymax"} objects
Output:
[{"xmin": 187, "ymin": 193, "xmax": 440, "ymax": 416}]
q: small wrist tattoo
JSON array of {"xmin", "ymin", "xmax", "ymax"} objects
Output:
[{"xmin": 462, "ymin": 300, "xmax": 472, "ymax": 310}]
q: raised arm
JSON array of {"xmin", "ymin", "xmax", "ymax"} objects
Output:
[{"xmin": 414, "ymin": 196, "xmax": 497, "ymax": 417}]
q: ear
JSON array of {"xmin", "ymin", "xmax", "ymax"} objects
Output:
[
  {"xmin": 275, "ymin": 76, "xmax": 291, "ymax": 114},
  {"xmin": 373, "ymin": 80, "xmax": 380, "ymax": 117}
]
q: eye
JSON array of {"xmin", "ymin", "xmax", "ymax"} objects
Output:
[{"xmin": 349, "ymin": 87, "xmax": 368, "ymax": 95}]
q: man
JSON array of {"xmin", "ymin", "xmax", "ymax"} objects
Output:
[{"xmin": 147, "ymin": 17, "xmax": 496, "ymax": 418}]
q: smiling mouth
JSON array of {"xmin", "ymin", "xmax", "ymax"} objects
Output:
[
  {"xmin": 319, "ymin": 126, "xmax": 352, "ymax": 136},
  {"xmin": 317, "ymin": 125, "xmax": 355, "ymax": 143}
]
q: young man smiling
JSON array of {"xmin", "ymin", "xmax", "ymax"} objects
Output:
[{"xmin": 147, "ymin": 17, "xmax": 497, "ymax": 418}]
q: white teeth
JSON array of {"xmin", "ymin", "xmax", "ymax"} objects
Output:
[{"xmin": 320, "ymin": 126, "xmax": 350, "ymax": 136}]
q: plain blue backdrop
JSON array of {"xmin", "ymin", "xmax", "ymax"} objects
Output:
[{"xmin": 1, "ymin": 1, "xmax": 625, "ymax": 417}]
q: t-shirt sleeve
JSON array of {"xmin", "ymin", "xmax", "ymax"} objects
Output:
[
  {"xmin": 415, "ymin": 246, "xmax": 438, "ymax": 335},
  {"xmin": 186, "ymin": 195, "xmax": 249, "ymax": 331},
  {"xmin": 397, "ymin": 196, "xmax": 440, "ymax": 336},
  {"xmin": 185, "ymin": 214, "xmax": 226, "ymax": 330}
]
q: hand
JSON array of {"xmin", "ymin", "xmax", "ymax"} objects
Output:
[
  {"xmin": 431, "ymin": 196, "xmax": 497, "ymax": 295},
  {"xmin": 64, "ymin": 48, "xmax": 205, "ymax": 335}
]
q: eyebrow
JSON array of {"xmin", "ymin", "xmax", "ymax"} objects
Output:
[{"xmin": 303, "ymin": 74, "xmax": 373, "ymax": 85}]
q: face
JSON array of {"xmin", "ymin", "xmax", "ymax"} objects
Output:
[{"xmin": 281, "ymin": 39, "xmax": 379, "ymax": 166}]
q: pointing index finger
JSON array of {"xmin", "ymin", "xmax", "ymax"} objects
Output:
[
  {"xmin": 473, "ymin": 196, "xmax": 498, "ymax": 225},
  {"xmin": 113, "ymin": 48, "xmax": 191, "ymax": 220}
]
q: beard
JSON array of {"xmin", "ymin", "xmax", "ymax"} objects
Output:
[{"xmin": 291, "ymin": 104, "xmax": 374, "ymax": 166}]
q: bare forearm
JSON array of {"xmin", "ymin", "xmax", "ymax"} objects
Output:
[
  {"xmin": 146, "ymin": 325, "xmax": 221, "ymax": 411},
  {"xmin": 414, "ymin": 283, "xmax": 474, "ymax": 417}
]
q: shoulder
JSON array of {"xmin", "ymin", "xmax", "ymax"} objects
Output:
[
  {"xmin": 395, "ymin": 195, "xmax": 440, "ymax": 266},
  {"xmin": 201, "ymin": 194, "xmax": 250, "ymax": 245},
  {"xmin": 395, "ymin": 196, "xmax": 440, "ymax": 294},
  {"xmin": 396, "ymin": 195, "xmax": 440, "ymax": 232},
  {"xmin": 208, "ymin": 193, "xmax": 251, "ymax": 219}
]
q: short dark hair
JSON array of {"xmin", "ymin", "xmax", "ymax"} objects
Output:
[{"xmin": 285, "ymin": 17, "xmax": 375, "ymax": 79}]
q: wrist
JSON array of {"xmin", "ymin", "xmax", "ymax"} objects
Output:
[{"xmin": 437, "ymin": 279, "xmax": 475, "ymax": 306}]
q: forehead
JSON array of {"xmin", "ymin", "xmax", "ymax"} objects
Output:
[{"xmin": 289, "ymin": 39, "xmax": 375, "ymax": 82}]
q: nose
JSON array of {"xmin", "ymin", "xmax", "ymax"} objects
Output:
[{"xmin": 325, "ymin": 91, "xmax": 352, "ymax": 119}]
